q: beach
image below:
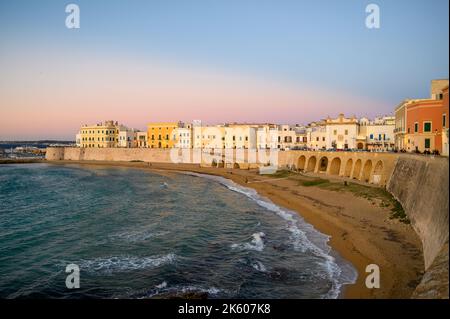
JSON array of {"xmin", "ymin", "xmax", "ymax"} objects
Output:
[{"xmin": 38, "ymin": 160, "xmax": 424, "ymax": 298}]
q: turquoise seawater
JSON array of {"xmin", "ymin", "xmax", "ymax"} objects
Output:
[{"xmin": 0, "ymin": 164, "xmax": 356, "ymax": 299}]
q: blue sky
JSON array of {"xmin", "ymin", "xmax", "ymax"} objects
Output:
[{"xmin": 0, "ymin": 0, "xmax": 449, "ymax": 139}]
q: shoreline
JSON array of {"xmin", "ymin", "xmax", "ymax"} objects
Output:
[{"xmin": 3, "ymin": 159, "xmax": 425, "ymax": 298}]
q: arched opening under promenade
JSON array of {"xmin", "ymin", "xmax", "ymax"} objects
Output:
[
  {"xmin": 307, "ymin": 156, "xmax": 317, "ymax": 172},
  {"xmin": 218, "ymin": 160, "xmax": 225, "ymax": 168},
  {"xmin": 372, "ymin": 160, "xmax": 383, "ymax": 184},
  {"xmin": 212, "ymin": 159, "xmax": 218, "ymax": 167},
  {"xmin": 344, "ymin": 159, "xmax": 353, "ymax": 177},
  {"xmin": 318, "ymin": 157, "xmax": 328, "ymax": 173},
  {"xmin": 233, "ymin": 163, "xmax": 240, "ymax": 169},
  {"xmin": 362, "ymin": 160, "xmax": 372, "ymax": 182},
  {"xmin": 353, "ymin": 159, "xmax": 362, "ymax": 179},
  {"xmin": 329, "ymin": 158, "xmax": 341, "ymax": 175},
  {"xmin": 297, "ymin": 156, "xmax": 306, "ymax": 171}
]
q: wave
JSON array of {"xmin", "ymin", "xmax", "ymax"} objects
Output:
[
  {"xmin": 138, "ymin": 282, "xmax": 222, "ymax": 298},
  {"xmin": 110, "ymin": 229, "xmax": 169, "ymax": 243},
  {"xmin": 251, "ymin": 260, "xmax": 268, "ymax": 273},
  {"xmin": 184, "ymin": 172, "xmax": 357, "ymax": 299},
  {"xmin": 231, "ymin": 232, "xmax": 265, "ymax": 252},
  {"xmin": 78, "ymin": 253, "xmax": 176, "ymax": 274}
]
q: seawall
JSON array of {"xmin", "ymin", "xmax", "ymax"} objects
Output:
[{"xmin": 387, "ymin": 155, "xmax": 449, "ymax": 298}]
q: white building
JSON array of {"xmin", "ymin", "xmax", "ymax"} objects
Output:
[
  {"xmin": 358, "ymin": 116, "xmax": 395, "ymax": 151},
  {"xmin": 256, "ymin": 125, "xmax": 278, "ymax": 149},
  {"xmin": 173, "ymin": 122, "xmax": 193, "ymax": 149},
  {"xmin": 75, "ymin": 132, "xmax": 82, "ymax": 147},
  {"xmin": 307, "ymin": 122, "xmax": 327, "ymax": 150},
  {"xmin": 118, "ymin": 126, "xmax": 138, "ymax": 148},
  {"xmin": 136, "ymin": 131, "xmax": 148, "ymax": 148},
  {"xmin": 224, "ymin": 124, "xmax": 257, "ymax": 149}
]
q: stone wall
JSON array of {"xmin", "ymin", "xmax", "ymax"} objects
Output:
[{"xmin": 387, "ymin": 155, "xmax": 449, "ymax": 269}]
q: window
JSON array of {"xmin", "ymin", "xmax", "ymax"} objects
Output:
[
  {"xmin": 444, "ymin": 114, "xmax": 447, "ymax": 127},
  {"xmin": 322, "ymin": 137, "xmax": 325, "ymax": 142},
  {"xmin": 425, "ymin": 138, "xmax": 431, "ymax": 149},
  {"xmin": 333, "ymin": 130, "xmax": 337, "ymax": 135},
  {"xmin": 414, "ymin": 123, "xmax": 418, "ymax": 133},
  {"xmin": 316, "ymin": 137, "xmax": 319, "ymax": 141},
  {"xmin": 345, "ymin": 130, "xmax": 348, "ymax": 135},
  {"xmin": 424, "ymin": 122, "xmax": 431, "ymax": 132},
  {"xmin": 370, "ymin": 134, "xmax": 373, "ymax": 140}
]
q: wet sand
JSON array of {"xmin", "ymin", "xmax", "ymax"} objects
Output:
[{"xmin": 43, "ymin": 160, "xmax": 424, "ymax": 298}]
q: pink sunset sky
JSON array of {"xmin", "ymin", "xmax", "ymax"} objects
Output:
[
  {"xmin": 0, "ymin": 49, "xmax": 390, "ymax": 140},
  {"xmin": 0, "ymin": 1, "xmax": 448, "ymax": 140}
]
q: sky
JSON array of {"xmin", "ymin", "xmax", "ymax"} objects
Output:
[{"xmin": 0, "ymin": 0, "xmax": 448, "ymax": 140}]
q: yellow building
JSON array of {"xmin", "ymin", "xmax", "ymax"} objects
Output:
[
  {"xmin": 147, "ymin": 122, "xmax": 179, "ymax": 148},
  {"xmin": 79, "ymin": 120, "xmax": 119, "ymax": 148}
]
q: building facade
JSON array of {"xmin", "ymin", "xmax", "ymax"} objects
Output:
[
  {"xmin": 173, "ymin": 122, "xmax": 193, "ymax": 149},
  {"xmin": 147, "ymin": 122, "xmax": 179, "ymax": 148},
  {"xmin": 78, "ymin": 120, "xmax": 119, "ymax": 148},
  {"xmin": 395, "ymin": 79, "xmax": 449, "ymax": 154},
  {"xmin": 359, "ymin": 116, "xmax": 395, "ymax": 151}
]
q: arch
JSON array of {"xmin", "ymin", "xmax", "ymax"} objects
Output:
[
  {"xmin": 218, "ymin": 160, "xmax": 225, "ymax": 168},
  {"xmin": 362, "ymin": 160, "xmax": 372, "ymax": 182},
  {"xmin": 297, "ymin": 155, "xmax": 306, "ymax": 171},
  {"xmin": 344, "ymin": 159, "xmax": 353, "ymax": 177},
  {"xmin": 352, "ymin": 159, "xmax": 362, "ymax": 179},
  {"xmin": 373, "ymin": 160, "xmax": 383, "ymax": 174},
  {"xmin": 211, "ymin": 159, "xmax": 218, "ymax": 167},
  {"xmin": 318, "ymin": 156, "xmax": 328, "ymax": 172},
  {"xmin": 357, "ymin": 142, "xmax": 364, "ymax": 150},
  {"xmin": 372, "ymin": 160, "xmax": 384, "ymax": 184},
  {"xmin": 306, "ymin": 156, "xmax": 317, "ymax": 172},
  {"xmin": 329, "ymin": 157, "xmax": 341, "ymax": 175},
  {"xmin": 233, "ymin": 163, "xmax": 240, "ymax": 169}
]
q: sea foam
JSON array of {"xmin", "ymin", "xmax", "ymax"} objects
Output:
[
  {"xmin": 78, "ymin": 253, "xmax": 176, "ymax": 274},
  {"xmin": 184, "ymin": 172, "xmax": 357, "ymax": 299}
]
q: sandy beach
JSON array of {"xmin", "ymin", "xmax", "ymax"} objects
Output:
[{"xmin": 42, "ymin": 159, "xmax": 424, "ymax": 298}]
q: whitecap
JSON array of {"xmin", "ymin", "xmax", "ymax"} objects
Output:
[
  {"xmin": 78, "ymin": 253, "xmax": 176, "ymax": 274},
  {"xmin": 155, "ymin": 281, "xmax": 167, "ymax": 289},
  {"xmin": 184, "ymin": 172, "xmax": 357, "ymax": 298},
  {"xmin": 231, "ymin": 232, "xmax": 265, "ymax": 252},
  {"xmin": 252, "ymin": 260, "xmax": 267, "ymax": 273}
]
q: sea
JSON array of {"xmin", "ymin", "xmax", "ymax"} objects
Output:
[{"xmin": 0, "ymin": 163, "xmax": 357, "ymax": 299}]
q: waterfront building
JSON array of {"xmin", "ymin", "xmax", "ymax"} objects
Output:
[
  {"xmin": 307, "ymin": 114, "xmax": 358, "ymax": 150},
  {"xmin": 307, "ymin": 121, "xmax": 327, "ymax": 150},
  {"xmin": 395, "ymin": 79, "xmax": 449, "ymax": 154},
  {"xmin": 118, "ymin": 126, "xmax": 139, "ymax": 148},
  {"xmin": 79, "ymin": 120, "xmax": 120, "ymax": 148},
  {"xmin": 147, "ymin": 122, "xmax": 179, "ymax": 148},
  {"xmin": 173, "ymin": 122, "xmax": 193, "ymax": 149},
  {"xmin": 223, "ymin": 124, "xmax": 257, "ymax": 149},
  {"xmin": 256, "ymin": 125, "xmax": 278, "ymax": 149},
  {"xmin": 277, "ymin": 125, "xmax": 297, "ymax": 150},
  {"xmin": 394, "ymin": 99, "xmax": 420, "ymax": 151},
  {"xmin": 294, "ymin": 126, "xmax": 308, "ymax": 149},
  {"xmin": 358, "ymin": 116, "xmax": 395, "ymax": 151},
  {"xmin": 75, "ymin": 132, "xmax": 82, "ymax": 147},
  {"xmin": 136, "ymin": 131, "xmax": 148, "ymax": 148}
]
